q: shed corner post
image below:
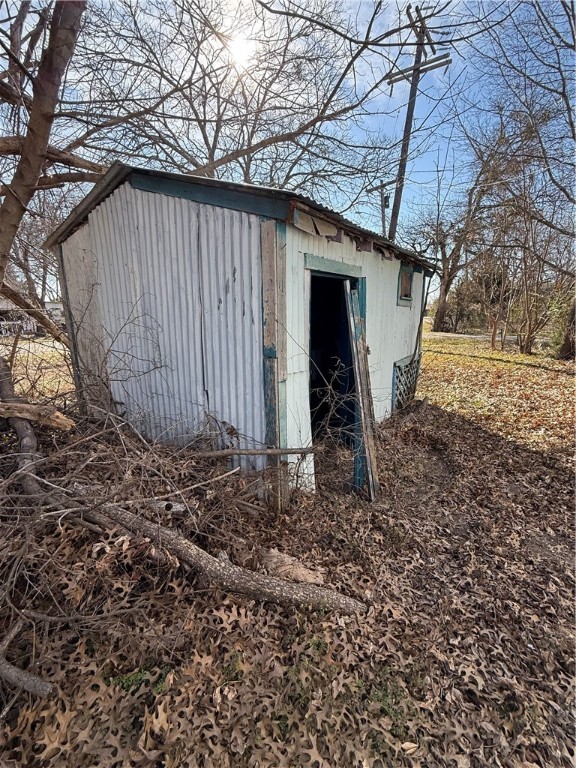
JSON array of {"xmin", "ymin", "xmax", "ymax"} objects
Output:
[{"xmin": 261, "ymin": 219, "xmax": 289, "ymax": 512}]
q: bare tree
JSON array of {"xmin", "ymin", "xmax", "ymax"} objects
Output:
[
  {"xmin": 0, "ymin": 0, "xmax": 429, "ymax": 325},
  {"xmin": 475, "ymin": 219, "xmax": 522, "ymax": 350},
  {"xmin": 421, "ymin": 1, "xmax": 575, "ymax": 346},
  {"xmin": 557, "ymin": 300, "xmax": 575, "ymax": 359},
  {"xmin": 467, "ymin": 0, "xmax": 574, "ymax": 233},
  {"xmin": 415, "ymin": 140, "xmax": 509, "ymax": 333},
  {"xmin": 65, "ymin": 0, "xmax": 431, "ymax": 202},
  {"xmin": 8, "ymin": 194, "xmax": 69, "ymax": 306},
  {"xmin": 0, "ymin": 1, "xmax": 86, "ymax": 342},
  {"xmin": 0, "ymin": 0, "xmax": 510, "ymax": 337}
]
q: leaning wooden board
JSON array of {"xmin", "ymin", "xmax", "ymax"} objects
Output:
[{"xmin": 344, "ymin": 281, "xmax": 379, "ymax": 501}]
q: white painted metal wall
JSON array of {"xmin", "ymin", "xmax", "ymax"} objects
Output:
[
  {"xmin": 62, "ymin": 184, "xmax": 266, "ymax": 459},
  {"xmin": 282, "ymin": 224, "xmax": 424, "ymax": 480},
  {"xmin": 60, "ymin": 224, "xmax": 109, "ymax": 404}
]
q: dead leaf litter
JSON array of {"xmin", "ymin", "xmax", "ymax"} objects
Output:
[{"xmin": 0, "ymin": 338, "xmax": 573, "ymax": 767}]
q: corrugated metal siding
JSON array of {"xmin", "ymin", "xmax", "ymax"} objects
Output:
[
  {"xmin": 65, "ymin": 184, "xmax": 266, "ymax": 459},
  {"xmin": 197, "ymin": 202, "xmax": 266, "ymax": 456},
  {"xmin": 90, "ymin": 184, "xmax": 159, "ymax": 427},
  {"xmin": 61, "ymin": 224, "xmax": 110, "ymax": 406}
]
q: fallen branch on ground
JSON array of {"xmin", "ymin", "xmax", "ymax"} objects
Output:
[
  {"xmin": 0, "ymin": 402, "xmax": 74, "ymax": 430},
  {"xmin": 82, "ymin": 499, "xmax": 366, "ymax": 616},
  {"xmin": 187, "ymin": 447, "xmax": 315, "ymax": 458},
  {"xmin": 0, "ymin": 352, "xmax": 366, "ymax": 701},
  {"xmin": 0, "ymin": 620, "xmax": 54, "ymax": 698}
]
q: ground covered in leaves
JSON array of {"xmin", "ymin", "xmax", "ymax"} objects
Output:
[
  {"xmin": 418, "ymin": 335, "xmax": 573, "ymax": 459},
  {"xmin": 0, "ymin": 337, "xmax": 574, "ymax": 767}
]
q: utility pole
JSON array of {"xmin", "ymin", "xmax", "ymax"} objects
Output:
[
  {"xmin": 380, "ymin": 186, "xmax": 389, "ymax": 236},
  {"xmin": 386, "ymin": 4, "xmax": 451, "ymax": 242},
  {"xmin": 366, "ymin": 178, "xmax": 395, "ymax": 237}
]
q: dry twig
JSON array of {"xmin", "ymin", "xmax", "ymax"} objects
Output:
[{"xmin": 0, "ymin": 619, "xmax": 54, "ymax": 698}]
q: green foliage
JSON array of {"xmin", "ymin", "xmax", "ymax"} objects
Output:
[
  {"xmin": 152, "ymin": 665, "xmax": 173, "ymax": 695},
  {"xmin": 366, "ymin": 664, "xmax": 415, "ymax": 740},
  {"xmin": 221, "ymin": 650, "xmax": 244, "ymax": 684},
  {"xmin": 107, "ymin": 666, "xmax": 151, "ymax": 694},
  {"xmin": 107, "ymin": 663, "xmax": 172, "ymax": 695},
  {"xmin": 309, "ymin": 635, "xmax": 328, "ymax": 654},
  {"xmin": 274, "ymin": 713, "xmax": 290, "ymax": 740}
]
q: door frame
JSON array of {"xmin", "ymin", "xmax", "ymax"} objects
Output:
[{"xmin": 305, "ymin": 254, "xmax": 377, "ymax": 498}]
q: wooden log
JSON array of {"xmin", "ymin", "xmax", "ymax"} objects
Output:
[
  {"xmin": 189, "ymin": 446, "xmax": 313, "ymax": 459},
  {"xmin": 0, "ymin": 620, "xmax": 54, "ymax": 698},
  {"xmin": 89, "ymin": 502, "xmax": 367, "ymax": 616},
  {"xmin": 0, "ymin": 402, "xmax": 74, "ymax": 430}
]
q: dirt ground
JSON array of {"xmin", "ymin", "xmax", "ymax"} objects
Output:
[{"xmin": 0, "ymin": 337, "xmax": 573, "ymax": 767}]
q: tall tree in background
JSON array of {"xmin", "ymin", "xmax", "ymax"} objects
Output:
[
  {"xmin": 424, "ymin": 165, "xmax": 489, "ymax": 333},
  {"xmin": 1, "ymin": 0, "xmax": 454, "ymax": 208},
  {"xmin": 469, "ymin": 0, "xmax": 575, "ymax": 236},
  {"xmin": 468, "ymin": 1, "xmax": 574, "ymax": 354},
  {"xmin": 428, "ymin": 0, "xmax": 575, "ymax": 352}
]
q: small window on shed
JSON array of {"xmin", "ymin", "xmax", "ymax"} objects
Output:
[{"xmin": 397, "ymin": 265, "xmax": 414, "ymax": 306}]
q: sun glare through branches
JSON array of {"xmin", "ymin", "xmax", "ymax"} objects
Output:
[{"xmin": 226, "ymin": 35, "xmax": 258, "ymax": 68}]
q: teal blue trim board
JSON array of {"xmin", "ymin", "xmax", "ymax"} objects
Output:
[
  {"xmin": 131, "ymin": 173, "xmax": 291, "ymax": 221},
  {"xmin": 304, "ymin": 253, "xmax": 362, "ymax": 278}
]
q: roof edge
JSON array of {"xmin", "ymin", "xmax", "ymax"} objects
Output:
[
  {"xmin": 45, "ymin": 162, "xmax": 133, "ymax": 249},
  {"xmin": 44, "ymin": 162, "xmax": 435, "ymax": 273}
]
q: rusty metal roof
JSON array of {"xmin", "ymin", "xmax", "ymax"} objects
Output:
[{"xmin": 45, "ymin": 162, "xmax": 434, "ymax": 272}]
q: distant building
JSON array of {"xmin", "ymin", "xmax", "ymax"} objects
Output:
[
  {"xmin": 0, "ymin": 295, "xmax": 36, "ymax": 336},
  {"xmin": 45, "ymin": 300, "xmax": 65, "ymax": 327}
]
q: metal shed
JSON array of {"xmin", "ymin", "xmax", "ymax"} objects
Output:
[{"xmin": 47, "ymin": 163, "xmax": 433, "ymax": 501}]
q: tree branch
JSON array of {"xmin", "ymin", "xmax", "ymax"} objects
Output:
[
  {"xmin": 0, "ymin": 2, "xmax": 87, "ymax": 287},
  {"xmin": 0, "ymin": 136, "xmax": 106, "ymax": 174},
  {"xmin": 0, "ymin": 171, "xmax": 102, "ymax": 196},
  {"xmin": 0, "ymin": 619, "xmax": 54, "ymax": 698},
  {"xmin": 93, "ymin": 501, "xmax": 367, "ymax": 615},
  {"xmin": 1, "ymin": 283, "xmax": 70, "ymax": 347}
]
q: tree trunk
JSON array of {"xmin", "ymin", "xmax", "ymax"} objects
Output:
[
  {"xmin": 0, "ymin": 358, "xmax": 43, "ymax": 497},
  {"xmin": 557, "ymin": 298, "xmax": 575, "ymax": 360},
  {"xmin": 0, "ymin": 2, "xmax": 86, "ymax": 287},
  {"xmin": 490, "ymin": 317, "xmax": 499, "ymax": 350},
  {"xmin": 518, "ymin": 332, "xmax": 535, "ymax": 355},
  {"xmin": 432, "ymin": 279, "xmax": 451, "ymax": 332}
]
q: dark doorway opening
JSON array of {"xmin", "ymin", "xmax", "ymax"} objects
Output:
[{"xmin": 309, "ymin": 274, "xmax": 356, "ymax": 441}]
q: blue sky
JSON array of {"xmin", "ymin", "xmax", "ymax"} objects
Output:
[{"xmin": 335, "ymin": 1, "xmax": 476, "ymax": 240}]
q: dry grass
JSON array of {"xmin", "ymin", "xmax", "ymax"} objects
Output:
[
  {"xmin": 0, "ymin": 336, "xmax": 73, "ymax": 404},
  {"xmin": 419, "ymin": 335, "xmax": 574, "ymax": 459}
]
